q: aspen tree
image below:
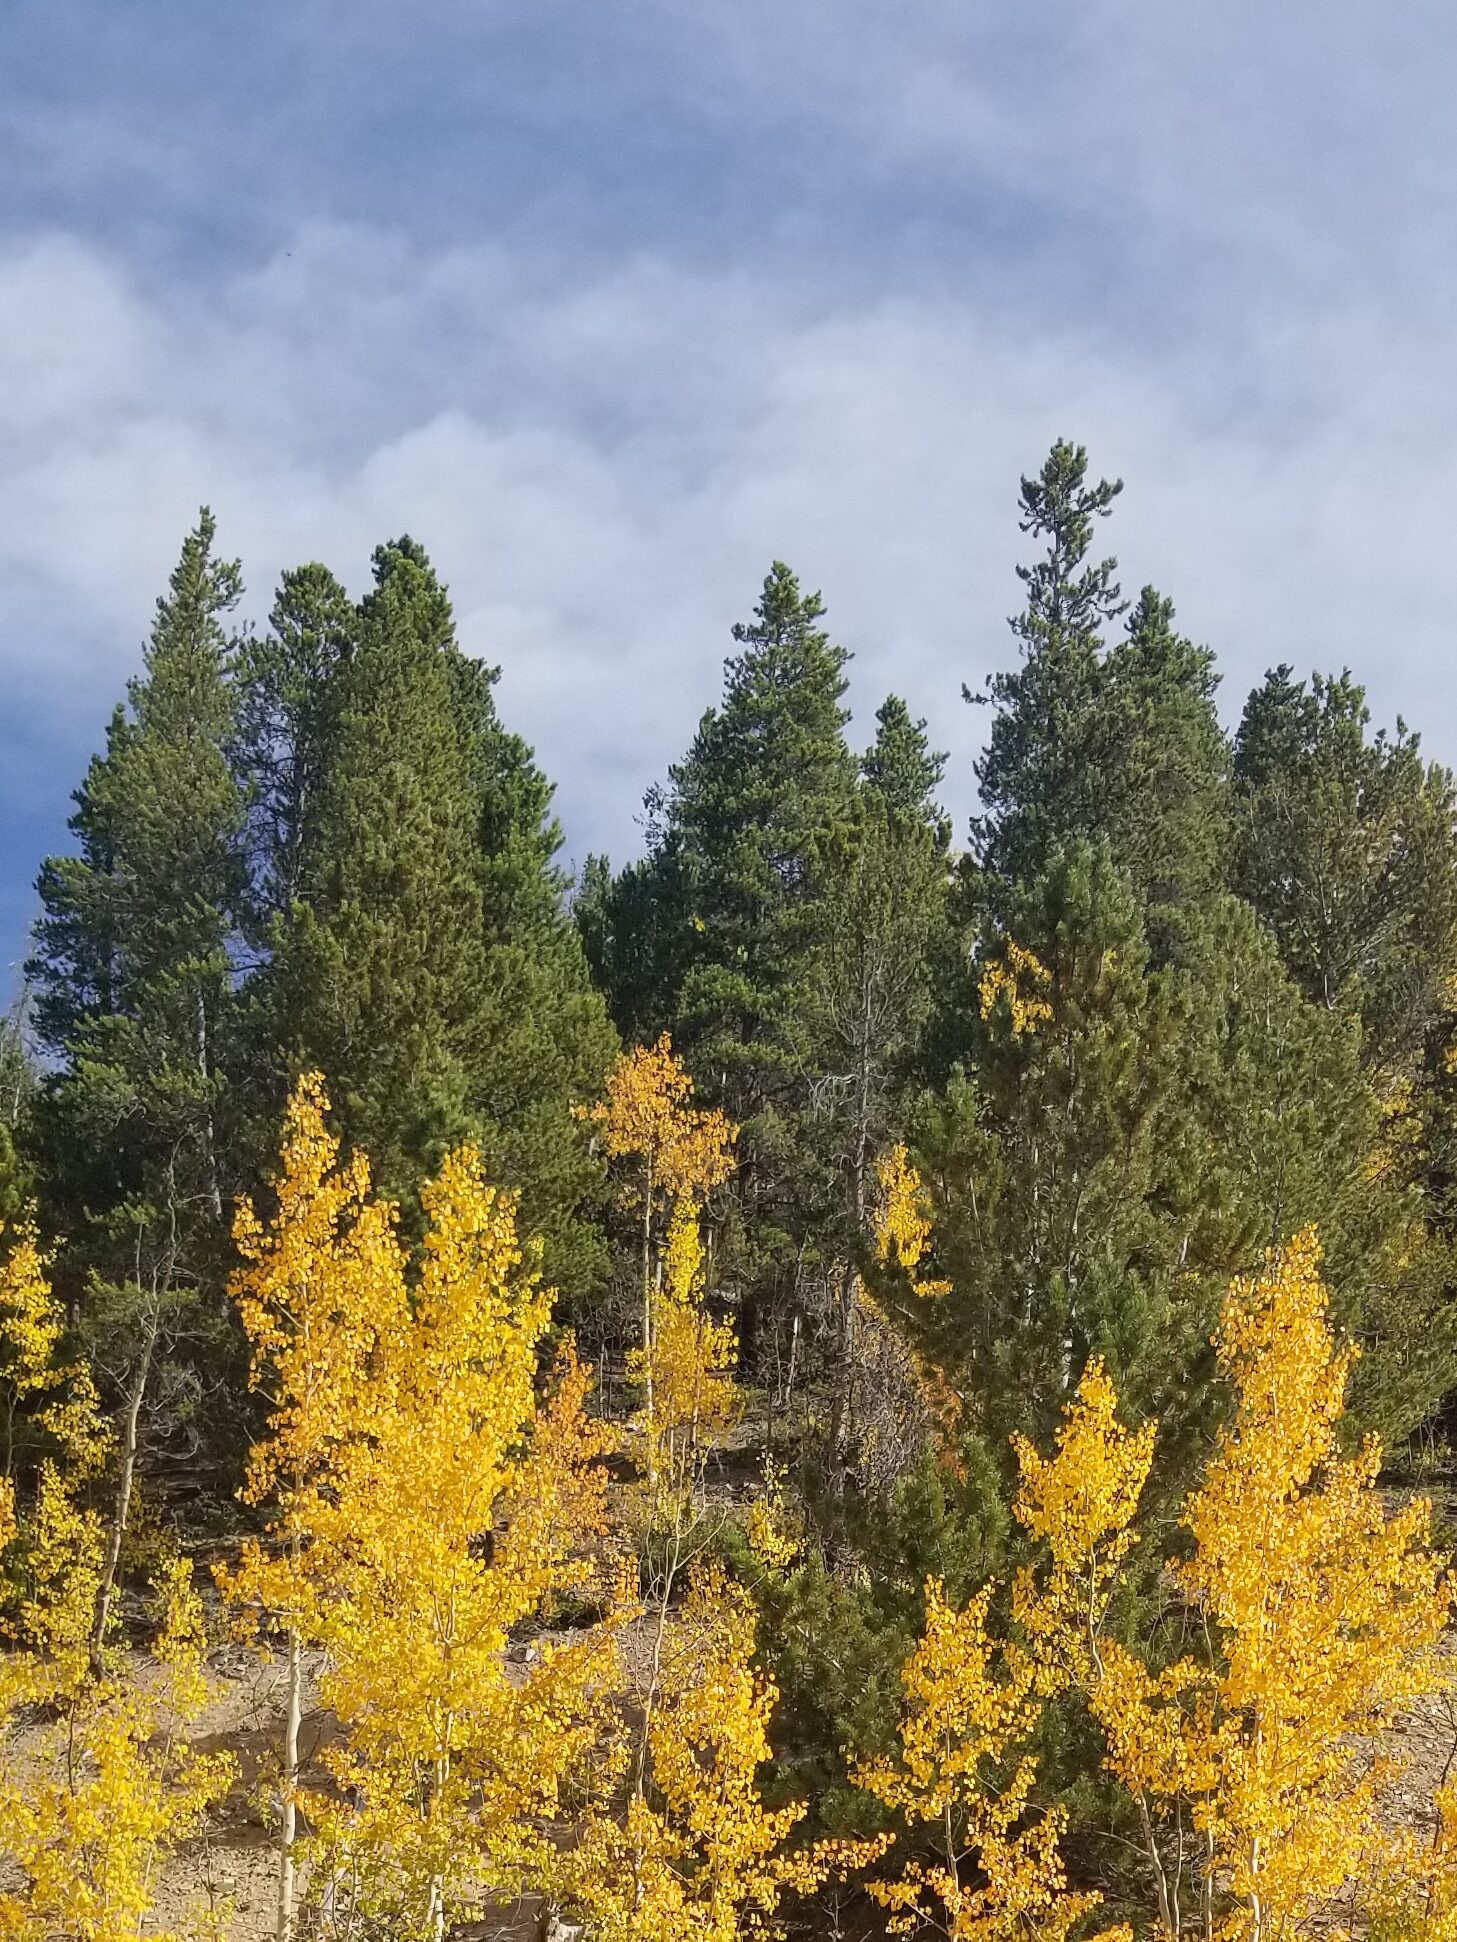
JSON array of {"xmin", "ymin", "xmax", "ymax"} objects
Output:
[
  {"xmin": 0, "ymin": 1556, "xmax": 232, "ymax": 1942},
  {"xmin": 583, "ymin": 1036, "xmax": 734, "ymax": 1483},
  {"xmin": 563, "ymin": 1562, "xmax": 837, "ymax": 1942},
  {"xmin": 218, "ymin": 1072, "xmax": 407, "ymax": 1942},
  {"xmin": 227, "ymin": 1075, "xmax": 614, "ymax": 1942},
  {"xmin": 301, "ymin": 1145, "xmax": 612, "ymax": 1942},
  {"xmin": 1090, "ymin": 1230, "xmax": 1453, "ymax": 1942},
  {"xmin": 860, "ymin": 1359, "xmax": 1149, "ymax": 1942},
  {"xmin": 1, "ymin": 1232, "xmax": 228, "ymax": 1942}
]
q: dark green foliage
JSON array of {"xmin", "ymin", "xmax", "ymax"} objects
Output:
[
  {"xmin": 1233, "ymin": 666, "xmax": 1457, "ymax": 1073},
  {"xmin": 268, "ymin": 538, "xmax": 486, "ymax": 1199},
  {"xmin": 641, "ymin": 563, "xmax": 861, "ymax": 1341},
  {"xmin": 861, "ymin": 694, "xmax": 951, "ymax": 842},
  {"xmin": 970, "ymin": 444, "xmax": 1232, "ymax": 958},
  {"xmin": 25, "ymin": 511, "xmax": 248, "ymax": 1489},
  {"xmin": 1095, "ymin": 586, "xmax": 1231, "ymax": 944},
  {"xmin": 233, "ymin": 561, "xmax": 357, "ymax": 936},
  {"xmin": 29, "ymin": 511, "xmax": 245, "ymax": 1290},
  {"xmin": 256, "ymin": 539, "xmax": 614, "ymax": 1290},
  {"xmin": 970, "ymin": 440, "xmax": 1126, "ymax": 893},
  {"xmin": 447, "ymin": 642, "xmax": 618, "ymax": 1296}
]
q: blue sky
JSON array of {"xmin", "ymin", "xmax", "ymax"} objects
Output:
[{"xmin": 5, "ymin": 1, "xmax": 1457, "ymax": 990}]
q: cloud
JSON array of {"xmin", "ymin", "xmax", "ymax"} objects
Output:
[{"xmin": 6, "ymin": 0, "xmax": 1457, "ymax": 979}]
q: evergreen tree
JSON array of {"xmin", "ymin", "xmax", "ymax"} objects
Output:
[
  {"xmin": 814, "ymin": 700, "xmax": 952, "ymax": 1451},
  {"xmin": 232, "ymin": 561, "xmax": 356, "ymax": 938},
  {"xmin": 574, "ymin": 821, "xmax": 695, "ymax": 1049},
  {"xmin": 1233, "ymin": 666, "xmax": 1457, "ymax": 1075},
  {"xmin": 29, "ymin": 511, "xmax": 245, "ymax": 1279},
  {"xmin": 26, "ymin": 512, "xmax": 247, "ymax": 1524},
  {"xmin": 1094, "ymin": 585, "xmax": 1231, "ymax": 943},
  {"xmin": 970, "ymin": 445, "xmax": 1233, "ymax": 958},
  {"xmin": 269, "ymin": 537, "xmax": 483, "ymax": 1200},
  {"xmin": 0, "ymin": 1003, "xmax": 35, "ymax": 1230},
  {"xmin": 448, "ymin": 636, "xmax": 618, "ymax": 1296},
  {"xmin": 970, "ymin": 441, "xmax": 1125, "ymax": 893},
  {"xmin": 263, "ymin": 540, "xmax": 613, "ymax": 1290},
  {"xmin": 861, "ymin": 694, "xmax": 951, "ymax": 841},
  {"xmin": 651, "ymin": 562, "xmax": 859, "ymax": 1351}
]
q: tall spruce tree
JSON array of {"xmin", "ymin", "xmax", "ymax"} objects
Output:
[
  {"xmin": 649, "ymin": 563, "xmax": 859, "ymax": 1353},
  {"xmin": 446, "ymin": 633, "xmax": 618, "ymax": 1296},
  {"xmin": 27, "ymin": 512, "xmax": 247, "ymax": 1533},
  {"xmin": 970, "ymin": 441, "xmax": 1125, "ymax": 893},
  {"xmin": 29, "ymin": 511, "xmax": 244, "ymax": 1278},
  {"xmin": 232, "ymin": 561, "xmax": 357, "ymax": 939},
  {"xmin": 1094, "ymin": 586, "xmax": 1231, "ymax": 942},
  {"xmin": 1233, "ymin": 666, "xmax": 1457, "ymax": 1075},
  {"xmin": 813, "ymin": 699, "xmax": 952, "ymax": 1452},
  {"xmin": 268, "ymin": 538, "xmax": 483, "ymax": 1198},
  {"xmin": 258, "ymin": 539, "xmax": 613, "ymax": 1290},
  {"xmin": 970, "ymin": 444, "xmax": 1234, "ymax": 950}
]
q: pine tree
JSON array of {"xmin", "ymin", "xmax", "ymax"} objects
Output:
[
  {"xmin": 447, "ymin": 644, "xmax": 618, "ymax": 1296},
  {"xmin": 26, "ymin": 510, "xmax": 246, "ymax": 1627},
  {"xmin": 268, "ymin": 538, "xmax": 483, "ymax": 1203},
  {"xmin": 862, "ymin": 695, "xmax": 951, "ymax": 842},
  {"xmin": 27, "ymin": 507, "xmax": 244, "ymax": 1316},
  {"xmin": 644, "ymin": 563, "xmax": 859, "ymax": 1352},
  {"xmin": 1233, "ymin": 666, "xmax": 1457, "ymax": 1076},
  {"xmin": 1094, "ymin": 586, "xmax": 1231, "ymax": 946},
  {"xmin": 814, "ymin": 701, "xmax": 952, "ymax": 1455},
  {"xmin": 970, "ymin": 441, "xmax": 1125, "ymax": 894},
  {"xmin": 260, "ymin": 540, "xmax": 613, "ymax": 1291},
  {"xmin": 233, "ymin": 561, "xmax": 357, "ymax": 938},
  {"xmin": 970, "ymin": 446, "xmax": 1232, "ymax": 954}
]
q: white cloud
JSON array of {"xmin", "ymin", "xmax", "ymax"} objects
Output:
[{"xmin": 4, "ymin": 212, "xmax": 1457, "ymax": 936}]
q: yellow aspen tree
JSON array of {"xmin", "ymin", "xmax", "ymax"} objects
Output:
[
  {"xmin": 0, "ymin": 1553, "xmax": 232, "ymax": 1942},
  {"xmin": 0, "ymin": 1223, "xmax": 111, "ymax": 1661},
  {"xmin": 1, "ymin": 1220, "xmax": 72, "ymax": 1480},
  {"xmin": 1090, "ymin": 1229, "xmax": 1454, "ymax": 1942},
  {"xmin": 563, "ymin": 1560, "xmax": 832, "ymax": 1942},
  {"xmin": 632, "ymin": 1192, "xmax": 740, "ymax": 1521},
  {"xmin": 1366, "ymin": 1778, "xmax": 1457, "ymax": 1942},
  {"xmin": 282, "ymin": 1140, "xmax": 614, "ymax": 1942},
  {"xmin": 582, "ymin": 1036, "xmax": 735, "ymax": 1478},
  {"xmin": 859, "ymin": 1359, "xmax": 1149, "ymax": 1942},
  {"xmin": 1010, "ymin": 1355, "xmax": 1156, "ymax": 1694},
  {"xmin": 217, "ymin": 1072, "xmax": 409, "ymax": 1942}
]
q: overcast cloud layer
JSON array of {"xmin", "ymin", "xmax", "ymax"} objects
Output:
[{"xmin": 4, "ymin": 0, "xmax": 1457, "ymax": 986}]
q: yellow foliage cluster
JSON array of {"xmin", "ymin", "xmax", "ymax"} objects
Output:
[
  {"xmin": 1011, "ymin": 1355, "xmax": 1155, "ymax": 1691},
  {"xmin": 863, "ymin": 1359, "xmax": 1148, "ymax": 1942},
  {"xmin": 582, "ymin": 1033, "xmax": 736, "ymax": 1210},
  {"xmin": 628, "ymin": 1195, "xmax": 740, "ymax": 1516},
  {"xmin": 1090, "ymin": 1228, "xmax": 1453, "ymax": 1942},
  {"xmin": 594, "ymin": 1036, "xmax": 740, "ymax": 1516},
  {"xmin": 874, "ymin": 1143, "xmax": 952, "ymax": 1300},
  {"xmin": 222, "ymin": 1075, "xmax": 614, "ymax": 1941},
  {"xmin": 1, "ymin": 1225, "xmax": 230, "ymax": 1942},
  {"xmin": 977, "ymin": 938, "xmax": 1054, "ymax": 1037},
  {"xmin": 564, "ymin": 1563, "xmax": 822, "ymax": 1942}
]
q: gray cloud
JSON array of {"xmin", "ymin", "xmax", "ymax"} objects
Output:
[{"xmin": 5, "ymin": 2, "xmax": 1457, "ymax": 983}]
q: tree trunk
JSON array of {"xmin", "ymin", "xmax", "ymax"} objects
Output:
[
  {"xmin": 90, "ymin": 1298, "xmax": 160, "ymax": 1677},
  {"xmin": 641, "ymin": 1158, "xmax": 656, "ymax": 1484},
  {"xmin": 277, "ymin": 1617, "xmax": 302, "ymax": 1942}
]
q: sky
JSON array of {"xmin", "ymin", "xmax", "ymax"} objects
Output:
[{"xmin": 5, "ymin": 0, "xmax": 1457, "ymax": 991}]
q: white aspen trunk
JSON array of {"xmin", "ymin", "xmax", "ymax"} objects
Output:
[
  {"xmin": 277, "ymin": 1616, "xmax": 302, "ymax": 1942},
  {"xmin": 641, "ymin": 1159, "xmax": 656, "ymax": 1483},
  {"xmin": 91, "ymin": 1296, "xmax": 160, "ymax": 1676}
]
